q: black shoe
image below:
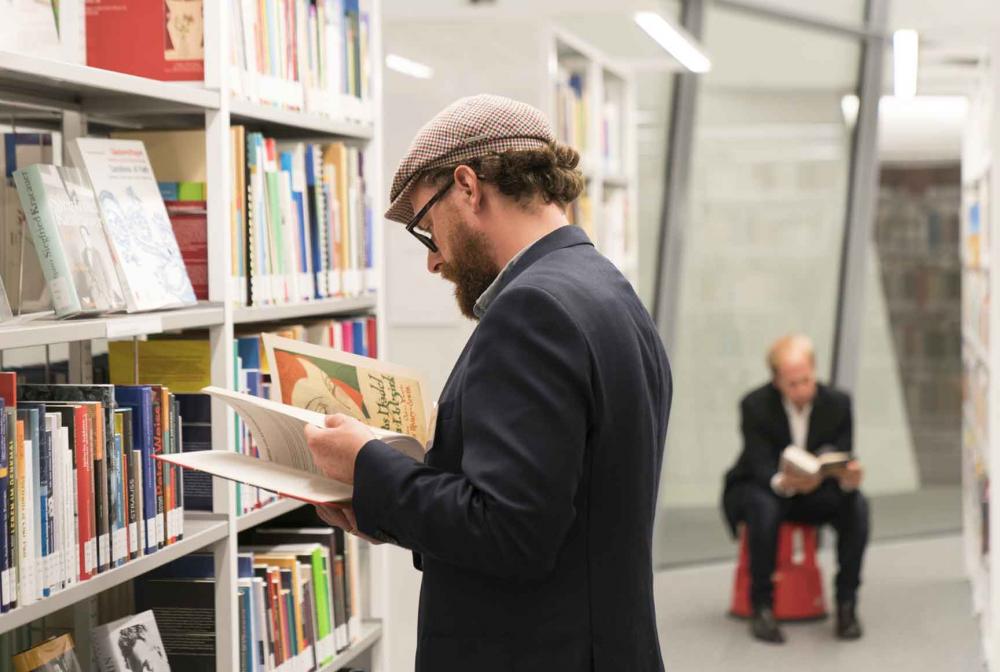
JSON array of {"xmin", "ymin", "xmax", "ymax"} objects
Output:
[
  {"xmin": 836, "ymin": 600, "xmax": 863, "ymax": 640},
  {"xmin": 751, "ymin": 606, "xmax": 785, "ymax": 644}
]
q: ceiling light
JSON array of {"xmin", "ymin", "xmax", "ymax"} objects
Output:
[
  {"xmin": 385, "ymin": 54, "xmax": 434, "ymax": 79},
  {"xmin": 634, "ymin": 11, "xmax": 711, "ymax": 74},
  {"xmin": 893, "ymin": 29, "xmax": 918, "ymax": 99}
]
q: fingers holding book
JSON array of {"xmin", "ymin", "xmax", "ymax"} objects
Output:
[
  {"xmin": 305, "ymin": 414, "xmax": 376, "ymax": 485},
  {"xmin": 314, "ymin": 504, "xmax": 384, "ymax": 545}
]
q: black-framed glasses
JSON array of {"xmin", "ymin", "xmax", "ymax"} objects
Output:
[{"xmin": 405, "ymin": 178, "xmax": 454, "ymax": 253}]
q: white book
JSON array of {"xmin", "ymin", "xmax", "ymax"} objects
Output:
[
  {"xmin": 12, "ymin": 164, "xmax": 127, "ymax": 316},
  {"xmin": 68, "ymin": 138, "xmax": 197, "ymax": 312},
  {"xmin": 92, "ymin": 609, "xmax": 170, "ymax": 672}
]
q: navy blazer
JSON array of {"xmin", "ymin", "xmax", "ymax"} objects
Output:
[
  {"xmin": 722, "ymin": 382, "xmax": 854, "ymax": 536},
  {"xmin": 353, "ymin": 226, "xmax": 671, "ymax": 672}
]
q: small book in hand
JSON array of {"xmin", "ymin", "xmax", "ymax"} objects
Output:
[{"xmin": 780, "ymin": 445, "xmax": 852, "ymax": 477}]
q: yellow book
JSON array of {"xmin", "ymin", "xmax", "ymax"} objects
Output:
[{"xmin": 108, "ymin": 339, "xmax": 211, "ymax": 393}]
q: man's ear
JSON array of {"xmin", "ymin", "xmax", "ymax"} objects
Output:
[{"xmin": 453, "ymin": 165, "xmax": 482, "ymax": 212}]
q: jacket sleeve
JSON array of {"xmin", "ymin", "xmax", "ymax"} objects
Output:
[
  {"xmin": 351, "ymin": 284, "xmax": 592, "ymax": 581},
  {"xmin": 737, "ymin": 398, "xmax": 782, "ymax": 490}
]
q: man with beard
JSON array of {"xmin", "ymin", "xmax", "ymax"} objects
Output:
[{"xmin": 304, "ymin": 94, "xmax": 671, "ymax": 671}]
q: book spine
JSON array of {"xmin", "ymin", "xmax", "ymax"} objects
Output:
[
  {"xmin": 125, "ymin": 428, "xmax": 139, "ymax": 560},
  {"xmin": 0, "ymin": 404, "xmax": 8, "ymax": 612},
  {"xmin": 110, "ymin": 423, "xmax": 127, "ymax": 567},
  {"xmin": 6, "ymin": 410, "xmax": 16, "ymax": 609},
  {"xmin": 93, "ymin": 412, "xmax": 111, "ymax": 574},
  {"xmin": 142, "ymin": 395, "xmax": 157, "ymax": 555},
  {"xmin": 11, "ymin": 167, "xmax": 81, "ymax": 316},
  {"xmin": 39, "ymin": 421, "xmax": 52, "ymax": 595},
  {"xmin": 152, "ymin": 391, "xmax": 165, "ymax": 549},
  {"xmin": 73, "ymin": 407, "xmax": 94, "ymax": 580},
  {"xmin": 19, "ymin": 421, "xmax": 37, "ymax": 605}
]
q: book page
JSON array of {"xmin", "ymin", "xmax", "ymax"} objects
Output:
[
  {"xmin": 157, "ymin": 451, "xmax": 354, "ymax": 505},
  {"xmin": 263, "ymin": 334, "xmax": 431, "ymax": 447}
]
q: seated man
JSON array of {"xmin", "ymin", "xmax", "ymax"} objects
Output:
[{"xmin": 721, "ymin": 334, "xmax": 869, "ymax": 644}]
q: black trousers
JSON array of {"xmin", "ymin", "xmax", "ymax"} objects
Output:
[{"xmin": 724, "ymin": 480, "xmax": 869, "ymax": 608}]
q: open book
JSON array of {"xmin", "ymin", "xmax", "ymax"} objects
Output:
[
  {"xmin": 780, "ymin": 445, "xmax": 852, "ymax": 477},
  {"xmin": 155, "ymin": 335, "xmax": 433, "ymax": 505}
]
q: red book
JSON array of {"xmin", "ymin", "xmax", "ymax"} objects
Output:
[
  {"xmin": 165, "ymin": 201, "xmax": 208, "ymax": 301},
  {"xmin": 366, "ymin": 317, "xmax": 378, "ymax": 359},
  {"xmin": 72, "ymin": 406, "xmax": 95, "ymax": 581},
  {"xmin": 86, "ymin": 0, "xmax": 205, "ymax": 81},
  {"xmin": 342, "ymin": 322, "xmax": 354, "ymax": 355},
  {"xmin": 0, "ymin": 373, "xmax": 15, "ymax": 407}
]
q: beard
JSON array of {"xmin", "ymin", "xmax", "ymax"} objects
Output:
[{"xmin": 439, "ymin": 215, "xmax": 500, "ymax": 320}]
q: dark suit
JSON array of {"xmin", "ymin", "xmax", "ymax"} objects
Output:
[
  {"xmin": 722, "ymin": 383, "xmax": 869, "ymax": 608},
  {"xmin": 353, "ymin": 226, "xmax": 671, "ymax": 671}
]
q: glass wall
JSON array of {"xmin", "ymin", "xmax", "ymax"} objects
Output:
[{"xmin": 655, "ymin": 5, "xmax": 862, "ymax": 566}]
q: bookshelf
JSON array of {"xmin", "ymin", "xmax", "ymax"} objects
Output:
[
  {"xmin": 962, "ymin": 50, "xmax": 1000, "ymax": 671},
  {"xmin": 549, "ymin": 29, "xmax": 639, "ymax": 285},
  {"xmin": 0, "ymin": 0, "xmax": 387, "ymax": 671}
]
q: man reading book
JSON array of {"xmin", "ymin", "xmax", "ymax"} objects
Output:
[
  {"xmin": 722, "ymin": 334, "xmax": 869, "ymax": 644},
  {"xmin": 303, "ymin": 95, "xmax": 672, "ymax": 671}
]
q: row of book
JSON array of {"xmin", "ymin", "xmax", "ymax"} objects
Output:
[
  {"xmin": 136, "ymin": 525, "xmax": 364, "ymax": 671},
  {"xmin": 1, "ymin": 132, "xmax": 197, "ymax": 319},
  {"xmin": 230, "ymin": 0, "xmax": 373, "ymax": 118},
  {"xmin": 0, "ymin": 375, "xmax": 186, "ymax": 612},
  {"xmin": 103, "ymin": 316, "xmax": 377, "ymax": 516},
  {"xmin": 555, "ymin": 68, "xmax": 589, "ymax": 160},
  {"xmin": 233, "ymin": 130, "xmax": 376, "ymax": 306}
]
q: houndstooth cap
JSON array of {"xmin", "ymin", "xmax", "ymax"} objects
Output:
[{"xmin": 384, "ymin": 94, "xmax": 555, "ymax": 223}]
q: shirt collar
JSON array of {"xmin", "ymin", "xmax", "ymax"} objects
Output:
[
  {"xmin": 473, "ymin": 238, "xmax": 541, "ymax": 319},
  {"xmin": 782, "ymin": 396, "xmax": 812, "ymax": 418}
]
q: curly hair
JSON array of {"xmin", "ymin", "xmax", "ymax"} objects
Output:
[{"xmin": 419, "ymin": 142, "xmax": 585, "ymax": 211}]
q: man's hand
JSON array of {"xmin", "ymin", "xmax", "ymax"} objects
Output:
[
  {"xmin": 838, "ymin": 460, "xmax": 863, "ymax": 491},
  {"xmin": 314, "ymin": 505, "xmax": 383, "ymax": 545},
  {"xmin": 779, "ymin": 469, "xmax": 823, "ymax": 495},
  {"xmin": 305, "ymin": 414, "xmax": 376, "ymax": 485}
]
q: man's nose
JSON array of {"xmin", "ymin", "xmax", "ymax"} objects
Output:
[{"xmin": 427, "ymin": 248, "xmax": 443, "ymax": 274}]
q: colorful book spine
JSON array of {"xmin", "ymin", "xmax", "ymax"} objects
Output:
[{"xmin": 114, "ymin": 386, "xmax": 158, "ymax": 555}]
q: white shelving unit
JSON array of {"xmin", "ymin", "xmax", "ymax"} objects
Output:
[
  {"xmin": 0, "ymin": 0, "xmax": 388, "ymax": 669},
  {"xmin": 548, "ymin": 28, "xmax": 639, "ymax": 286},
  {"xmin": 962, "ymin": 49, "xmax": 1000, "ymax": 670}
]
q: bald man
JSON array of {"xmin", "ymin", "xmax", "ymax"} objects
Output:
[{"xmin": 722, "ymin": 335, "xmax": 868, "ymax": 644}]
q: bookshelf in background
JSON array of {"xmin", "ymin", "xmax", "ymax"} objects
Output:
[
  {"xmin": 0, "ymin": 0, "xmax": 386, "ymax": 671},
  {"xmin": 961, "ymin": 56, "xmax": 1000, "ymax": 671},
  {"xmin": 550, "ymin": 30, "xmax": 638, "ymax": 287}
]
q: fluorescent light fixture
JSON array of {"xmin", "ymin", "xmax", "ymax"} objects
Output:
[
  {"xmin": 385, "ymin": 54, "xmax": 433, "ymax": 79},
  {"xmin": 634, "ymin": 11, "xmax": 711, "ymax": 74},
  {"xmin": 893, "ymin": 29, "xmax": 918, "ymax": 99}
]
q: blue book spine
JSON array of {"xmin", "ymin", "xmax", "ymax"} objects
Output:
[
  {"xmin": 115, "ymin": 387, "xmax": 157, "ymax": 555},
  {"xmin": 352, "ymin": 320, "xmax": 366, "ymax": 357},
  {"xmin": 0, "ymin": 399, "xmax": 8, "ymax": 612},
  {"xmin": 236, "ymin": 337, "xmax": 261, "ymax": 371}
]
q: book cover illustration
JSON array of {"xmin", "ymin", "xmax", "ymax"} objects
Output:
[
  {"xmin": 264, "ymin": 334, "xmax": 430, "ymax": 446},
  {"xmin": 92, "ymin": 609, "xmax": 171, "ymax": 672},
  {"xmin": 12, "ymin": 633, "xmax": 82, "ymax": 672},
  {"xmin": 69, "ymin": 139, "xmax": 196, "ymax": 312},
  {"xmin": 164, "ymin": 0, "xmax": 204, "ymax": 63},
  {"xmin": 14, "ymin": 164, "xmax": 126, "ymax": 315}
]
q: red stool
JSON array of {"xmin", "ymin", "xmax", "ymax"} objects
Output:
[{"xmin": 729, "ymin": 522, "xmax": 828, "ymax": 621}]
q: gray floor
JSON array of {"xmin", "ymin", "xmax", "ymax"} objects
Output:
[
  {"xmin": 654, "ymin": 485, "xmax": 962, "ymax": 568},
  {"xmin": 654, "ymin": 534, "xmax": 982, "ymax": 671}
]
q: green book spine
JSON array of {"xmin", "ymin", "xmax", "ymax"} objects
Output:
[
  {"xmin": 12, "ymin": 166, "xmax": 81, "ymax": 316},
  {"xmin": 311, "ymin": 548, "xmax": 334, "ymax": 665}
]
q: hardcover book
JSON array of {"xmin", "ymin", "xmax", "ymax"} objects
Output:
[
  {"xmin": 68, "ymin": 138, "xmax": 197, "ymax": 313},
  {"xmin": 13, "ymin": 164, "xmax": 127, "ymax": 316},
  {"xmin": 12, "ymin": 634, "xmax": 82, "ymax": 672}
]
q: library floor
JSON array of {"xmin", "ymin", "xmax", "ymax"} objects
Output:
[{"xmin": 653, "ymin": 533, "xmax": 981, "ymax": 671}]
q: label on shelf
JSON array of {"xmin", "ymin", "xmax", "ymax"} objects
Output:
[{"xmin": 106, "ymin": 315, "xmax": 164, "ymax": 340}]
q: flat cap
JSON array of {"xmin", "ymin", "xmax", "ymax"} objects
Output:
[{"xmin": 384, "ymin": 94, "xmax": 555, "ymax": 223}]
